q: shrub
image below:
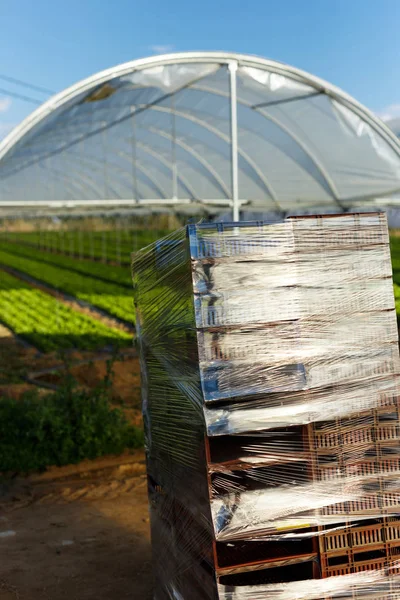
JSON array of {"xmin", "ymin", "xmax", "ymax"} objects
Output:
[{"xmin": 0, "ymin": 369, "xmax": 143, "ymax": 473}]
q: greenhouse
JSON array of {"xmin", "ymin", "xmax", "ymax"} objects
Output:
[
  {"xmin": 2, "ymin": 50, "xmax": 400, "ymax": 600},
  {"xmin": 1, "ymin": 51, "xmax": 400, "ymax": 219}
]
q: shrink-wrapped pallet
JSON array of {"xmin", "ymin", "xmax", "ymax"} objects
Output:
[{"xmin": 132, "ymin": 213, "xmax": 400, "ymax": 600}]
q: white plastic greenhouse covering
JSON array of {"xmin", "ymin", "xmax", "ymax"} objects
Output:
[{"xmin": 1, "ymin": 51, "xmax": 400, "ymax": 216}]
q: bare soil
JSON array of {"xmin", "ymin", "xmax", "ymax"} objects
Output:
[
  {"xmin": 0, "ymin": 336, "xmax": 142, "ymax": 425},
  {"xmin": 0, "ymin": 329, "xmax": 150, "ymax": 599},
  {"xmin": 0, "ymin": 327, "xmax": 37, "ymax": 387},
  {"xmin": 0, "ymin": 452, "xmax": 152, "ymax": 600}
]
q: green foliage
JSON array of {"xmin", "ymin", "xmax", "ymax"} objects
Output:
[
  {"xmin": 0, "ymin": 240, "xmax": 133, "ymax": 287},
  {"xmin": 2, "ymin": 229, "xmax": 167, "ymax": 265},
  {"xmin": 0, "ymin": 249, "xmax": 134, "ymax": 322},
  {"xmin": 390, "ymin": 236, "xmax": 400, "ymax": 320},
  {"xmin": 0, "ymin": 270, "xmax": 131, "ymax": 351},
  {"xmin": 0, "ymin": 367, "xmax": 143, "ymax": 473}
]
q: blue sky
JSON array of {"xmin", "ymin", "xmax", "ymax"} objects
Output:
[{"xmin": 1, "ymin": 0, "xmax": 400, "ymax": 139}]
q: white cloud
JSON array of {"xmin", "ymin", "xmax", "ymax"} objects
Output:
[
  {"xmin": 0, "ymin": 97, "xmax": 11, "ymax": 113},
  {"xmin": 149, "ymin": 44, "xmax": 175, "ymax": 55},
  {"xmin": 376, "ymin": 103, "xmax": 400, "ymax": 122}
]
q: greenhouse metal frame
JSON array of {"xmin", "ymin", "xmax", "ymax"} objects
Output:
[{"xmin": 1, "ymin": 52, "xmax": 400, "ymax": 219}]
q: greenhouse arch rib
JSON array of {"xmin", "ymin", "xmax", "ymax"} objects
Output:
[{"xmin": 1, "ymin": 51, "xmax": 400, "ymax": 212}]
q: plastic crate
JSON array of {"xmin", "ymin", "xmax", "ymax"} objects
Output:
[
  {"xmin": 325, "ymin": 557, "xmax": 387, "ymax": 577},
  {"xmin": 323, "ymin": 491, "xmax": 400, "ymax": 516},
  {"xmin": 317, "ymin": 457, "xmax": 400, "ymax": 480},
  {"xmin": 288, "ymin": 212, "xmax": 389, "ymax": 250},
  {"xmin": 377, "ymin": 424, "xmax": 400, "ymax": 442},
  {"xmin": 192, "ymin": 247, "xmax": 393, "ymax": 298},
  {"xmin": 196, "ymin": 312, "xmax": 398, "ymax": 365},
  {"xmin": 197, "ymin": 322, "xmax": 301, "ymax": 363},
  {"xmin": 317, "ymin": 465, "xmax": 343, "ymax": 481},
  {"xmin": 308, "ymin": 348, "xmax": 400, "ymax": 390},
  {"xmin": 200, "ymin": 362, "xmax": 307, "ymax": 402},
  {"xmin": 382, "ymin": 493, "xmax": 400, "ymax": 509},
  {"xmin": 321, "ymin": 521, "xmax": 400, "ymax": 556},
  {"xmin": 386, "ymin": 521, "xmax": 400, "ymax": 545},
  {"xmin": 194, "ymin": 280, "xmax": 395, "ymax": 329},
  {"xmin": 379, "ymin": 458, "xmax": 400, "ymax": 475},
  {"xmin": 194, "ymin": 288, "xmax": 301, "ymax": 327},
  {"xmin": 313, "ymin": 424, "xmax": 393, "ymax": 454},
  {"xmin": 322, "ymin": 496, "xmax": 380, "ymax": 516},
  {"xmin": 188, "ymin": 214, "xmax": 389, "ymax": 261},
  {"xmin": 188, "ymin": 222, "xmax": 294, "ymax": 260},
  {"xmin": 344, "ymin": 461, "xmax": 377, "ymax": 478}
]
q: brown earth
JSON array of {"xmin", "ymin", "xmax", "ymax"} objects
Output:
[
  {"xmin": 0, "ymin": 326, "xmax": 37, "ymax": 388},
  {"xmin": 0, "ymin": 334, "xmax": 142, "ymax": 424},
  {"xmin": 0, "ymin": 330, "xmax": 151, "ymax": 599},
  {"xmin": 0, "ymin": 452, "xmax": 152, "ymax": 600}
]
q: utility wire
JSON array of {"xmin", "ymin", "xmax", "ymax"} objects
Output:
[
  {"xmin": 0, "ymin": 74, "xmax": 55, "ymax": 95},
  {"xmin": 0, "ymin": 86, "xmax": 42, "ymax": 105}
]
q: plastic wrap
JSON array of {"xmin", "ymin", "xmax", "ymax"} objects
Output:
[{"xmin": 132, "ymin": 212, "xmax": 400, "ymax": 600}]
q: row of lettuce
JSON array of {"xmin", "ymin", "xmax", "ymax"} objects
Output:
[
  {"xmin": 0, "ymin": 240, "xmax": 132, "ymax": 286},
  {"xmin": 1, "ymin": 228, "xmax": 167, "ymax": 265},
  {"xmin": 0, "ymin": 238, "xmax": 137, "ymax": 352},
  {"xmin": 0, "ymin": 248, "xmax": 133, "ymax": 322},
  {"xmin": 0, "ymin": 270, "xmax": 132, "ymax": 352}
]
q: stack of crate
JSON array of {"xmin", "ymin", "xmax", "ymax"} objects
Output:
[
  {"xmin": 311, "ymin": 397, "xmax": 400, "ymax": 578},
  {"xmin": 132, "ymin": 213, "xmax": 400, "ymax": 600}
]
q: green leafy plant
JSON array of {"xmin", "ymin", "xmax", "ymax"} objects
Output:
[
  {"xmin": 2, "ymin": 228, "xmax": 168, "ymax": 265},
  {"xmin": 0, "ymin": 249, "xmax": 134, "ymax": 322},
  {"xmin": 0, "ymin": 362, "xmax": 143, "ymax": 473},
  {"xmin": 0, "ymin": 270, "xmax": 132, "ymax": 351},
  {"xmin": 0, "ymin": 240, "xmax": 133, "ymax": 287}
]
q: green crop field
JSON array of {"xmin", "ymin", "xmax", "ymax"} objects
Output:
[
  {"xmin": 0, "ymin": 249, "xmax": 134, "ymax": 322},
  {"xmin": 0, "ymin": 241, "xmax": 132, "ymax": 287},
  {"xmin": 0, "ymin": 228, "xmax": 163, "ymax": 356},
  {"xmin": 2, "ymin": 228, "xmax": 167, "ymax": 265},
  {"xmin": 0, "ymin": 270, "xmax": 131, "ymax": 352},
  {"xmin": 0, "ymin": 228, "xmax": 164, "ymax": 355},
  {"xmin": 390, "ymin": 236, "xmax": 400, "ymax": 316}
]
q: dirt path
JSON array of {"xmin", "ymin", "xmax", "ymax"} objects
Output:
[{"xmin": 0, "ymin": 453, "xmax": 152, "ymax": 600}]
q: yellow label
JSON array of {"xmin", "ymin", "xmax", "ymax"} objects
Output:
[{"xmin": 275, "ymin": 521, "xmax": 311, "ymax": 531}]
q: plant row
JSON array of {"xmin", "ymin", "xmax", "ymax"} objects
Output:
[
  {"xmin": 0, "ymin": 270, "xmax": 132, "ymax": 352},
  {"xmin": 1, "ymin": 228, "xmax": 168, "ymax": 265},
  {"xmin": 0, "ymin": 240, "xmax": 132, "ymax": 287},
  {"xmin": 0, "ymin": 249, "xmax": 134, "ymax": 323}
]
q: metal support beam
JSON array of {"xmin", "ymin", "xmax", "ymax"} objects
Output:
[
  {"xmin": 171, "ymin": 94, "xmax": 178, "ymax": 200},
  {"xmin": 229, "ymin": 61, "xmax": 240, "ymax": 221},
  {"xmin": 0, "ymin": 198, "xmax": 245, "ymax": 207},
  {"xmin": 130, "ymin": 108, "xmax": 139, "ymax": 201}
]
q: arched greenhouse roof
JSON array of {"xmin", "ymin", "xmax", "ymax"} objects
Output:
[{"xmin": 1, "ymin": 51, "xmax": 400, "ymax": 216}]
